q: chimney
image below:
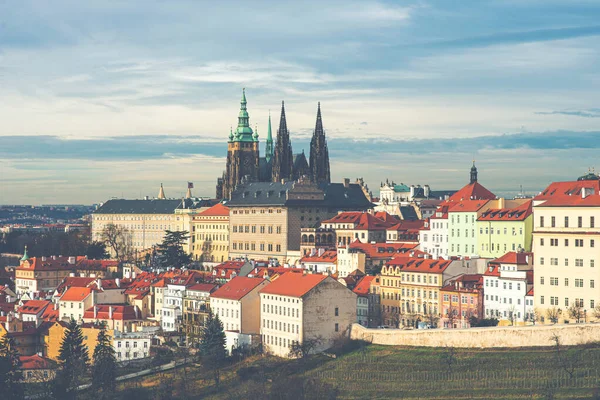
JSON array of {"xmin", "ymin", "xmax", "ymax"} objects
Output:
[
  {"xmin": 498, "ymin": 197, "xmax": 505, "ymax": 209},
  {"xmin": 132, "ymin": 271, "xmax": 136, "ymax": 279},
  {"xmin": 109, "ymin": 306, "xmax": 113, "ymax": 319},
  {"xmin": 115, "ymin": 278, "xmax": 120, "ymax": 288},
  {"xmin": 303, "ymin": 269, "xmax": 307, "ymax": 276},
  {"xmin": 343, "ymin": 178, "xmax": 350, "ymax": 188},
  {"xmin": 41, "ymin": 256, "xmax": 47, "ymax": 262},
  {"xmin": 582, "ymin": 187, "xmax": 595, "ymax": 199},
  {"xmin": 69, "ymin": 272, "xmax": 75, "ymax": 277},
  {"xmin": 94, "ymin": 305, "xmax": 98, "ymax": 319},
  {"xmin": 52, "ymin": 255, "xmax": 57, "ymax": 260},
  {"xmin": 54, "ymin": 303, "xmax": 58, "ymax": 311},
  {"xmin": 68, "ymin": 256, "xmax": 76, "ymax": 265}
]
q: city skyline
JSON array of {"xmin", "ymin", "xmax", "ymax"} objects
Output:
[{"xmin": 1, "ymin": 1, "xmax": 600, "ymax": 203}]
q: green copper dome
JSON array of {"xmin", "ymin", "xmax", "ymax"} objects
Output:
[{"xmin": 230, "ymin": 88, "xmax": 257, "ymax": 143}]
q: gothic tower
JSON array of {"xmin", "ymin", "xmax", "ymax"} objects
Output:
[
  {"xmin": 470, "ymin": 161, "xmax": 478, "ymax": 184},
  {"xmin": 309, "ymin": 102, "xmax": 331, "ymax": 184},
  {"xmin": 271, "ymin": 101, "xmax": 294, "ymax": 182},
  {"xmin": 218, "ymin": 89, "xmax": 260, "ymax": 199},
  {"xmin": 265, "ymin": 111, "xmax": 274, "ymax": 164}
]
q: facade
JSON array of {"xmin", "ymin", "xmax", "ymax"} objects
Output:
[
  {"xmin": 43, "ymin": 321, "xmax": 104, "ymax": 361},
  {"xmin": 353, "ymin": 276, "xmax": 379, "ymax": 327},
  {"xmin": 259, "ymin": 273, "xmax": 357, "ymax": 358},
  {"xmin": 161, "ymin": 272, "xmax": 202, "ymax": 332},
  {"xmin": 58, "ymin": 287, "xmax": 95, "ymax": 322},
  {"xmin": 182, "ymin": 283, "xmax": 217, "ymax": 339},
  {"xmin": 448, "ymin": 199, "xmax": 493, "ymax": 257},
  {"xmin": 83, "ymin": 305, "xmax": 143, "ymax": 332},
  {"xmin": 298, "ymin": 250, "xmax": 337, "ymax": 274},
  {"xmin": 532, "ymin": 179, "xmax": 600, "ymax": 323},
  {"xmin": 191, "ymin": 203, "xmax": 230, "ymax": 263},
  {"xmin": 440, "ymin": 275, "xmax": 483, "ymax": 328},
  {"xmin": 320, "ymin": 211, "xmax": 397, "ymax": 246},
  {"xmin": 338, "ymin": 241, "xmax": 419, "ymax": 275},
  {"xmin": 209, "ymin": 276, "xmax": 268, "ymax": 333},
  {"xmin": 477, "ymin": 200, "xmax": 534, "ymax": 258},
  {"xmin": 419, "ymin": 206, "xmax": 450, "ymax": 259},
  {"xmin": 483, "ymin": 252, "xmax": 533, "ymax": 325},
  {"xmin": 113, "ymin": 331, "xmax": 152, "ymax": 361},
  {"xmin": 227, "ymin": 178, "xmax": 373, "ymax": 263}
]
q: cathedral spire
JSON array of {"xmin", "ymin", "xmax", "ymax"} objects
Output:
[
  {"xmin": 315, "ymin": 102, "xmax": 323, "ymax": 134},
  {"xmin": 272, "ymin": 101, "xmax": 294, "ymax": 182},
  {"xmin": 158, "ymin": 183, "xmax": 166, "ymax": 199},
  {"xmin": 310, "ymin": 102, "xmax": 331, "ymax": 184},
  {"xmin": 233, "ymin": 88, "xmax": 256, "ymax": 142},
  {"xmin": 470, "ymin": 161, "xmax": 478, "ymax": 184},
  {"xmin": 265, "ymin": 111, "xmax": 274, "ymax": 163}
]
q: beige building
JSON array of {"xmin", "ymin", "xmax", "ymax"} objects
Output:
[
  {"xmin": 209, "ymin": 276, "xmax": 268, "ymax": 333},
  {"xmin": 533, "ymin": 179, "xmax": 600, "ymax": 323},
  {"xmin": 226, "ymin": 178, "xmax": 373, "ymax": 263},
  {"xmin": 191, "ymin": 203, "xmax": 230, "ymax": 263},
  {"xmin": 260, "ymin": 272, "xmax": 357, "ymax": 358}
]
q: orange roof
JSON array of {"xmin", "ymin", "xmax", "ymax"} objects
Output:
[
  {"xmin": 445, "ymin": 181, "xmax": 496, "ymax": 203},
  {"xmin": 259, "ymin": 273, "xmax": 328, "ymax": 298},
  {"xmin": 526, "ymin": 287, "xmax": 534, "ymax": 296},
  {"xmin": 83, "ymin": 305, "xmax": 141, "ymax": 321},
  {"xmin": 300, "ymin": 250, "xmax": 337, "ymax": 264},
  {"xmin": 387, "ymin": 220, "xmax": 425, "ymax": 231},
  {"xmin": 534, "ymin": 180, "xmax": 600, "ymax": 202},
  {"xmin": 198, "ymin": 203, "xmax": 230, "ymax": 217},
  {"xmin": 478, "ymin": 200, "xmax": 532, "ymax": 221},
  {"xmin": 19, "ymin": 354, "xmax": 57, "ymax": 370},
  {"xmin": 41, "ymin": 306, "xmax": 59, "ymax": 322},
  {"xmin": 210, "ymin": 277, "xmax": 265, "ymax": 300},
  {"xmin": 448, "ymin": 199, "xmax": 490, "ymax": 213},
  {"xmin": 322, "ymin": 212, "xmax": 397, "ymax": 230},
  {"xmin": 187, "ymin": 283, "xmax": 217, "ymax": 293},
  {"xmin": 17, "ymin": 300, "xmax": 51, "ymax": 315},
  {"xmin": 60, "ymin": 287, "xmax": 93, "ymax": 302},
  {"xmin": 353, "ymin": 276, "xmax": 375, "ymax": 296},
  {"xmin": 384, "ymin": 256, "xmax": 452, "ymax": 273},
  {"xmin": 345, "ymin": 240, "xmax": 418, "ymax": 259},
  {"xmin": 490, "ymin": 251, "xmax": 532, "ymax": 265}
]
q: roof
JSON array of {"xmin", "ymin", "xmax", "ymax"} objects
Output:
[
  {"xmin": 17, "ymin": 256, "xmax": 77, "ymax": 271},
  {"xmin": 445, "ymin": 182, "xmax": 496, "ymax": 203},
  {"xmin": 60, "ymin": 287, "xmax": 93, "ymax": 302},
  {"xmin": 198, "ymin": 203, "xmax": 230, "ymax": 217},
  {"xmin": 345, "ymin": 241, "xmax": 418, "ymax": 259},
  {"xmin": 323, "ymin": 211, "xmax": 397, "ymax": 230},
  {"xmin": 448, "ymin": 199, "xmax": 490, "ymax": 213},
  {"xmin": 353, "ymin": 276, "xmax": 375, "ymax": 296},
  {"xmin": 490, "ymin": 251, "xmax": 532, "ymax": 265},
  {"xmin": 19, "ymin": 355, "xmax": 57, "ymax": 370},
  {"xmin": 94, "ymin": 199, "xmax": 184, "ymax": 214},
  {"xmin": 259, "ymin": 273, "xmax": 328, "ymax": 298},
  {"xmin": 300, "ymin": 250, "xmax": 337, "ymax": 264},
  {"xmin": 478, "ymin": 200, "xmax": 532, "ymax": 221},
  {"xmin": 526, "ymin": 287, "xmax": 534, "ymax": 296},
  {"xmin": 387, "ymin": 220, "xmax": 425, "ymax": 231},
  {"xmin": 187, "ymin": 283, "xmax": 217, "ymax": 293},
  {"xmin": 210, "ymin": 277, "xmax": 265, "ymax": 300},
  {"xmin": 17, "ymin": 300, "xmax": 51, "ymax": 315},
  {"xmin": 384, "ymin": 256, "xmax": 452, "ymax": 274},
  {"xmin": 83, "ymin": 305, "xmax": 141, "ymax": 321},
  {"xmin": 534, "ymin": 180, "xmax": 600, "ymax": 203}
]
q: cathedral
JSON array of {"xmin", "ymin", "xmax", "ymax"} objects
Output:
[{"xmin": 216, "ymin": 89, "xmax": 331, "ymax": 199}]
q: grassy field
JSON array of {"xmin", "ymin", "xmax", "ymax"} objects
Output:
[{"xmin": 114, "ymin": 343, "xmax": 600, "ymax": 399}]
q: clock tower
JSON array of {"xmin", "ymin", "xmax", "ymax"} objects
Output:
[{"xmin": 218, "ymin": 89, "xmax": 260, "ymax": 199}]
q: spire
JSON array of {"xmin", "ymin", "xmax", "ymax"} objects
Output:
[
  {"xmin": 272, "ymin": 100, "xmax": 294, "ymax": 182},
  {"xmin": 21, "ymin": 245, "xmax": 29, "ymax": 262},
  {"xmin": 470, "ymin": 161, "xmax": 478, "ymax": 184},
  {"xmin": 309, "ymin": 102, "xmax": 331, "ymax": 184},
  {"xmin": 265, "ymin": 110, "xmax": 274, "ymax": 163},
  {"xmin": 185, "ymin": 182, "xmax": 193, "ymax": 199},
  {"xmin": 233, "ymin": 88, "xmax": 255, "ymax": 142},
  {"xmin": 279, "ymin": 101, "xmax": 288, "ymax": 135},
  {"xmin": 315, "ymin": 101, "xmax": 323, "ymax": 135},
  {"xmin": 158, "ymin": 183, "xmax": 166, "ymax": 199}
]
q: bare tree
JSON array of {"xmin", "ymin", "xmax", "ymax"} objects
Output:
[
  {"xmin": 100, "ymin": 224, "xmax": 134, "ymax": 263},
  {"xmin": 507, "ymin": 305, "xmax": 517, "ymax": 326},
  {"xmin": 550, "ymin": 334, "xmax": 581, "ymax": 380},
  {"xmin": 593, "ymin": 304, "xmax": 600, "ymax": 321},
  {"xmin": 441, "ymin": 346, "xmax": 457, "ymax": 374},
  {"xmin": 568, "ymin": 303, "xmax": 584, "ymax": 323},
  {"xmin": 288, "ymin": 337, "xmax": 323, "ymax": 359},
  {"xmin": 546, "ymin": 307, "xmax": 561, "ymax": 324},
  {"xmin": 445, "ymin": 305, "xmax": 459, "ymax": 329}
]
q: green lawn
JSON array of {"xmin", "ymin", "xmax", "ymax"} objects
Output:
[{"xmin": 114, "ymin": 343, "xmax": 600, "ymax": 399}]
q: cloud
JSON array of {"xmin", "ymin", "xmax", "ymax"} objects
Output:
[{"xmin": 535, "ymin": 109, "xmax": 600, "ymax": 118}]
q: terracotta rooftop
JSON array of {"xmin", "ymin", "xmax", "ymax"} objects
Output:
[
  {"xmin": 259, "ymin": 273, "xmax": 328, "ymax": 298},
  {"xmin": 534, "ymin": 180, "xmax": 600, "ymax": 202},
  {"xmin": 20, "ymin": 354, "xmax": 57, "ymax": 370},
  {"xmin": 60, "ymin": 287, "xmax": 93, "ymax": 302},
  {"xmin": 187, "ymin": 283, "xmax": 217, "ymax": 293},
  {"xmin": 384, "ymin": 256, "xmax": 452, "ymax": 273},
  {"xmin": 491, "ymin": 251, "xmax": 533, "ymax": 265},
  {"xmin": 448, "ymin": 199, "xmax": 490, "ymax": 213},
  {"xmin": 210, "ymin": 277, "xmax": 265, "ymax": 301},
  {"xmin": 83, "ymin": 305, "xmax": 141, "ymax": 321},
  {"xmin": 478, "ymin": 200, "xmax": 532, "ymax": 221},
  {"xmin": 198, "ymin": 203, "xmax": 230, "ymax": 217},
  {"xmin": 17, "ymin": 300, "xmax": 51, "ymax": 315},
  {"xmin": 353, "ymin": 276, "xmax": 375, "ymax": 296},
  {"xmin": 445, "ymin": 182, "xmax": 496, "ymax": 203},
  {"xmin": 344, "ymin": 240, "xmax": 419, "ymax": 259},
  {"xmin": 300, "ymin": 250, "xmax": 337, "ymax": 264}
]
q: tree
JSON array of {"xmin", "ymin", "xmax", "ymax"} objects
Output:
[
  {"xmin": 0, "ymin": 336, "xmax": 24, "ymax": 400},
  {"xmin": 546, "ymin": 307, "xmax": 561, "ymax": 324},
  {"xmin": 155, "ymin": 230, "xmax": 192, "ymax": 269},
  {"xmin": 441, "ymin": 346, "xmax": 457, "ymax": 374},
  {"xmin": 100, "ymin": 224, "xmax": 133, "ymax": 263},
  {"xmin": 507, "ymin": 305, "xmax": 517, "ymax": 326},
  {"xmin": 92, "ymin": 323, "xmax": 117, "ymax": 399},
  {"xmin": 199, "ymin": 311, "xmax": 227, "ymax": 387},
  {"xmin": 445, "ymin": 306, "xmax": 459, "ymax": 329},
  {"xmin": 550, "ymin": 334, "xmax": 582, "ymax": 380},
  {"xmin": 56, "ymin": 319, "xmax": 90, "ymax": 399},
  {"xmin": 85, "ymin": 241, "xmax": 109, "ymax": 260},
  {"xmin": 593, "ymin": 304, "xmax": 600, "ymax": 321},
  {"xmin": 288, "ymin": 337, "xmax": 323, "ymax": 359},
  {"xmin": 568, "ymin": 303, "xmax": 584, "ymax": 323}
]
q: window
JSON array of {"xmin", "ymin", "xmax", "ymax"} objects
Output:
[
  {"xmin": 575, "ymin": 259, "xmax": 584, "ymax": 267},
  {"xmin": 540, "ymin": 296, "xmax": 544, "ymax": 305},
  {"xmin": 565, "ymin": 298, "xmax": 569, "ymax": 307},
  {"xmin": 540, "ymin": 216, "xmax": 544, "ymax": 227},
  {"xmin": 551, "ymin": 216, "xmax": 556, "ymax": 227},
  {"xmin": 575, "ymin": 239, "xmax": 584, "ymax": 247},
  {"xmin": 540, "ymin": 238, "xmax": 544, "ymax": 246},
  {"xmin": 591, "ymin": 216, "xmax": 595, "ymax": 228},
  {"xmin": 578, "ymin": 216, "xmax": 583, "ymax": 228},
  {"xmin": 564, "ymin": 216, "xmax": 569, "ymax": 228},
  {"xmin": 540, "ymin": 276, "xmax": 544, "ymax": 285},
  {"xmin": 591, "ymin": 240, "xmax": 595, "ymax": 248},
  {"xmin": 540, "ymin": 257, "xmax": 544, "ymax": 265},
  {"xmin": 564, "ymin": 239, "xmax": 569, "ymax": 247},
  {"xmin": 591, "ymin": 280, "xmax": 595, "ymax": 289},
  {"xmin": 335, "ymin": 307, "xmax": 339, "ymax": 316},
  {"xmin": 335, "ymin": 323, "xmax": 339, "ymax": 332},
  {"xmin": 575, "ymin": 279, "xmax": 584, "ymax": 288},
  {"xmin": 550, "ymin": 277, "xmax": 558, "ymax": 286},
  {"xmin": 565, "ymin": 258, "xmax": 569, "ymax": 266}
]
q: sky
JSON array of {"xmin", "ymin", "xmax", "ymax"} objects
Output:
[{"xmin": 0, "ymin": 0, "xmax": 599, "ymax": 204}]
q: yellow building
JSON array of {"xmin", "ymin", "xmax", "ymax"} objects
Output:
[
  {"xmin": 533, "ymin": 179, "xmax": 600, "ymax": 323},
  {"xmin": 380, "ymin": 256, "xmax": 467, "ymax": 327},
  {"xmin": 191, "ymin": 203, "xmax": 230, "ymax": 263},
  {"xmin": 43, "ymin": 321, "xmax": 106, "ymax": 361}
]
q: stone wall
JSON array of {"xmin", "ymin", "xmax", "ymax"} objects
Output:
[{"xmin": 350, "ymin": 323, "xmax": 600, "ymax": 348}]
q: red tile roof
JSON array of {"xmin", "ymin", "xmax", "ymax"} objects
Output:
[
  {"xmin": 526, "ymin": 287, "xmax": 534, "ymax": 296},
  {"xmin": 322, "ymin": 212, "xmax": 397, "ymax": 230},
  {"xmin": 83, "ymin": 305, "xmax": 141, "ymax": 321},
  {"xmin": 187, "ymin": 283, "xmax": 217, "ymax": 293},
  {"xmin": 19, "ymin": 354, "xmax": 57, "ymax": 370},
  {"xmin": 384, "ymin": 256, "xmax": 452, "ymax": 273},
  {"xmin": 534, "ymin": 180, "xmax": 600, "ymax": 202},
  {"xmin": 210, "ymin": 277, "xmax": 265, "ymax": 300},
  {"xmin": 387, "ymin": 220, "xmax": 425, "ymax": 231},
  {"xmin": 17, "ymin": 300, "xmax": 51, "ymax": 315},
  {"xmin": 60, "ymin": 287, "xmax": 93, "ymax": 302},
  {"xmin": 41, "ymin": 305, "xmax": 59, "ymax": 322},
  {"xmin": 446, "ymin": 182, "xmax": 496, "ymax": 203},
  {"xmin": 344, "ymin": 240, "xmax": 418, "ymax": 259},
  {"xmin": 353, "ymin": 276, "xmax": 375, "ymax": 296},
  {"xmin": 448, "ymin": 199, "xmax": 490, "ymax": 213},
  {"xmin": 300, "ymin": 250, "xmax": 337, "ymax": 264},
  {"xmin": 198, "ymin": 203, "xmax": 230, "ymax": 217},
  {"xmin": 483, "ymin": 264, "xmax": 500, "ymax": 277},
  {"xmin": 259, "ymin": 273, "xmax": 328, "ymax": 298},
  {"xmin": 491, "ymin": 251, "xmax": 532, "ymax": 265},
  {"xmin": 478, "ymin": 200, "xmax": 532, "ymax": 221}
]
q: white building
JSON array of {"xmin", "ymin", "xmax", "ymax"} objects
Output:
[
  {"xmin": 483, "ymin": 252, "xmax": 533, "ymax": 325},
  {"xmin": 419, "ymin": 206, "xmax": 450, "ymax": 259},
  {"xmin": 260, "ymin": 272, "xmax": 357, "ymax": 358},
  {"xmin": 336, "ymin": 245, "xmax": 367, "ymax": 278},
  {"xmin": 161, "ymin": 273, "xmax": 200, "ymax": 332},
  {"xmin": 298, "ymin": 250, "xmax": 337, "ymax": 274},
  {"xmin": 113, "ymin": 331, "xmax": 152, "ymax": 362}
]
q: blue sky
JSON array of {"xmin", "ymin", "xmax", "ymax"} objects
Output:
[{"xmin": 0, "ymin": 0, "xmax": 599, "ymax": 204}]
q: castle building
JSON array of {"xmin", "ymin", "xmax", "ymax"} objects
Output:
[{"xmin": 216, "ymin": 90, "xmax": 331, "ymax": 200}]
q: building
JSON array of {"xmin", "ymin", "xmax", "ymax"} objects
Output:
[
  {"xmin": 532, "ymin": 178, "xmax": 600, "ymax": 323},
  {"xmin": 191, "ymin": 203, "xmax": 230, "ymax": 264},
  {"xmin": 337, "ymin": 241, "xmax": 420, "ymax": 276},
  {"xmin": 182, "ymin": 283, "xmax": 217, "ymax": 339},
  {"xmin": 440, "ymin": 274, "xmax": 483, "ymax": 328},
  {"xmin": 161, "ymin": 271, "xmax": 203, "ymax": 332},
  {"xmin": 209, "ymin": 276, "xmax": 268, "ymax": 334},
  {"xmin": 16, "ymin": 300, "xmax": 52, "ymax": 325},
  {"xmin": 43, "ymin": 321, "xmax": 104, "ymax": 361},
  {"xmin": 320, "ymin": 211, "xmax": 398, "ymax": 245},
  {"xmin": 353, "ymin": 276, "xmax": 378, "ymax": 327},
  {"xmin": 58, "ymin": 287, "xmax": 96, "ymax": 322},
  {"xmin": 298, "ymin": 250, "xmax": 337, "ymax": 274},
  {"xmin": 212, "ymin": 260, "xmax": 255, "ymax": 283},
  {"xmin": 483, "ymin": 252, "xmax": 533, "ymax": 325},
  {"xmin": 299, "ymin": 227, "xmax": 337, "ymax": 256},
  {"xmin": 448, "ymin": 199, "xmax": 493, "ymax": 257},
  {"xmin": 259, "ymin": 272, "xmax": 357, "ymax": 358},
  {"xmin": 379, "ymin": 256, "xmax": 469, "ymax": 328},
  {"xmin": 113, "ymin": 331, "xmax": 152, "ymax": 362},
  {"xmin": 19, "ymin": 354, "xmax": 58, "ymax": 382},
  {"xmin": 83, "ymin": 305, "xmax": 143, "ymax": 332},
  {"xmin": 419, "ymin": 205, "xmax": 450, "ymax": 259},
  {"xmin": 227, "ymin": 178, "xmax": 373, "ymax": 263},
  {"xmin": 215, "ymin": 90, "xmax": 331, "ymax": 200},
  {"xmin": 477, "ymin": 200, "xmax": 534, "ymax": 258}
]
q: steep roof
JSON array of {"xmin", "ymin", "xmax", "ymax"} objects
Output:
[
  {"xmin": 83, "ymin": 305, "xmax": 141, "ymax": 321},
  {"xmin": 491, "ymin": 251, "xmax": 532, "ymax": 265},
  {"xmin": 60, "ymin": 287, "xmax": 93, "ymax": 302},
  {"xmin": 446, "ymin": 182, "xmax": 496, "ymax": 203},
  {"xmin": 17, "ymin": 300, "xmax": 51, "ymax": 315},
  {"xmin": 199, "ymin": 203, "xmax": 230, "ymax": 217},
  {"xmin": 94, "ymin": 199, "xmax": 184, "ymax": 214},
  {"xmin": 534, "ymin": 180, "xmax": 600, "ymax": 202},
  {"xmin": 187, "ymin": 283, "xmax": 217, "ymax": 293},
  {"xmin": 210, "ymin": 277, "xmax": 265, "ymax": 301},
  {"xmin": 345, "ymin": 241, "xmax": 418, "ymax": 259},
  {"xmin": 20, "ymin": 354, "xmax": 57, "ymax": 370},
  {"xmin": 353, "ymin": 276, "xmax": 375, "ymax": 296},
  {"xmin": 385, "ymin": 256, "xmax": 452, "ymax": 273},
  {"xmin": 259, "ymin": 273, "xmax": 328, "ymax": 298},
  {"xmin": 300, "ymin": 250, "xmax": 337, "ymax": 264},
  {"xmin": 322, "ymin": 212, "xmax": 397, "ymax": 230},
  {"xmin": 478, "ymin": 200, "xmax": 532, "ymax": 221},
  {"xmin": 448, "ymin": 199, "xmax": 490, "ymax": 213}
]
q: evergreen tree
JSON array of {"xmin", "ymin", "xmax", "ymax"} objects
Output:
[
  {"xmin": 56, "ymin": 319, "xmax": 90, "ymax": 399},
  {"xmin": 199, "ymin": 311, "xmax": 227, "ymax": 387},
  {"xmin": 155, "ymin": 230, "xmax": 192, "ymax": 269},
  {"xmin": 92, "ymin": 323, "xmax": 117, "ymax": 399},
  {"xmin": 0, "ymin": 335, "xmax": 24, "ymax": 400}
]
